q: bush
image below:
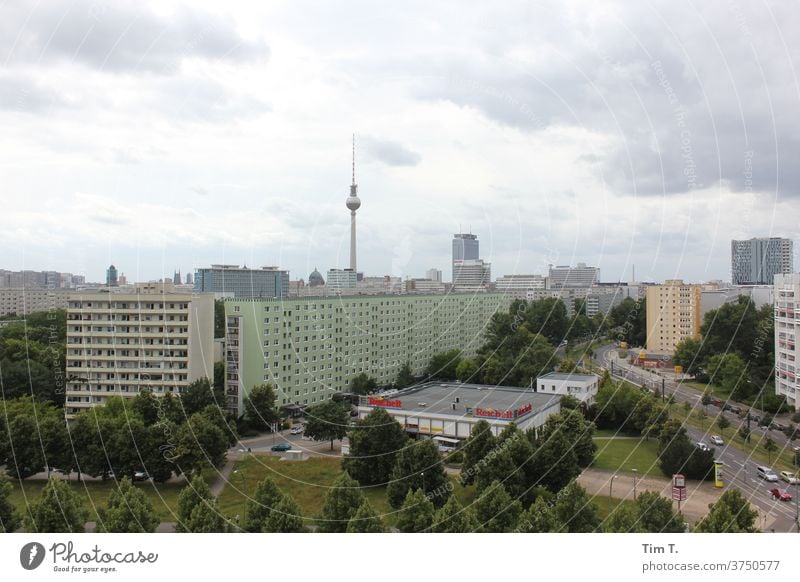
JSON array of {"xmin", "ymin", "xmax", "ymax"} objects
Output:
[{"xmin": 444, "ymin": 450, "xmax": 464, "ymax": 464}]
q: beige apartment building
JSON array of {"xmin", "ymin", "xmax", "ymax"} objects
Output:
[
  {"xmin": 65, "ymin": 283, "xmax": 214, "ymax": 417},
  {"xmin": 645, "ymin": 279, "xmax": 701, "ymax": 353},
  {"xmin": 0, "ymin": 288, "xmax": 71, "ymax": 317}
]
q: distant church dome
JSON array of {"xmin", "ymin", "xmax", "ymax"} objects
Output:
[{"xmin": 309, "ymin": 268, "xmax": 325, "ymax": 287}]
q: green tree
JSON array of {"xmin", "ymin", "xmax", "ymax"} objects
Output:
[
  {"xmin": 387, "ymin": 439, "xmax": 449, "ymax": 509},
  {"xmin": 460, "ymin": 420, "xmax": 496, "ymax": 486},
  {"xmin": 396, "ymin": 489, "xmax": 435, "ymax": 533},
  {"xmin": 176, "ymin": 474, "xmax": 216, "ymax": 533},
  {"xmin": 96, "ymin": 477, "xmax": 159, "ymax": 533},
  {"xmin": 185, "ymin": 498, "xmax": 230, "ymax": 533},
  {"xmin": 425, "ymin": 350, "xmax": 462, "ymax": 380},
  {"xmin": 395, "ymin": 362, "xmax": 415, "ymax": 389},
  {"xmin": 431, "ymin": 495, "xmax": 477, "ymax": 533},
  {"xmin": 529, "ymin": 428, "xmax": 580, "ymax": 494},
  {"xmin": 717, "ymin": 415, "xmax": 731, "ymax": 431},
  {"xmin": 673, "ymin": 337, "xmax": 705, "ymax": 376},
  {"xmin": 525, "ymin": 297, "xmax": 569, "ymax": 345},
  {"xmin": 540, "ymin": 408, "xmax": 597, "ymax": 467},
  {"xmin": 349, "ymin": 372, "xmax": 378, "ymax": 395},
  {"xmin": 214, "ymin": 299, "xmax": 225, "ymax": 338},
  {"xmin": 304, "ymin": 399, "xmax": 349, "ymax": 450},
  {"xmin": 553, "ymin": 481, "xmax": 600, "ymax": 532},
  {"xmin": 700, "ymin": 390, "xmax": 711, "ymax": 407},
  {"xmin": 738, "ymin": 425, "xmax": 751, "ymax": 443},
  {"xmin": 764, "ymin": 437, "xmax": 777, "ymax": 464},
  {"xmin": 0, "ymin": 473, "xmax": 21, "ymax": 532},
  {"xmin": 605, "ymin": 491, "xmax": 684, "ymax": 533},
  {"xmin": 517, "ymin": 497, "xmax": 562, "ymax": 532},
  {"xmin": 705, "ymin": 353, "xmax": 749, "ymax": 400},
  {"xmin": 695, "ymin": 489, "xmax": 758, "ymax": 532},
  {"xmin": 181, "ymin": 377, "xmax": 224, "ymax": 416},
  {"xmin": 24, "ymin": 477, "xmax": 87, "ymax": 533},
  {"xmin": 317, "ymin": 472, "xmax": 366, "ymax": 533},
  {"xmin": 174, "ymin": 413, "xmax": 228, "ymax": 474},
  {"xmin": 346, "ymin": 500, "xmax": 385, "ymax": 533},
  {"xmin": 262, "ymin": 495, "xmax": 305, "ymax": 533},
  {"xmin": 455, "ymin": 358, "xmax": 479, "ymax": 382},
  {"xmin": 342, "ymin": 407, "xmax": 408, "ymax": 486},
  {"xmin": 657, "ymin": 419, "xmax": 714, "ymax": 480},
  {"xmin": 243, "ymin": 477, "xmax": 285, "ymax": 533},
  {"xmin": 473, "ymin": 480, "xmax": 522, "ymax": 533},
  {"xmin": 243, "ymin": 383, "xmax": 279, "ymax": 431}
]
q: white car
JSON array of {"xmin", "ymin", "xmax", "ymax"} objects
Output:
[
  {"xmin": 780, "ymin": 471, "xmax": 800, "ymax": 485},
  {"xmin": 696, "ymin": 442, "xmax": 711, "ymax": 452},
  {"xmin": 709, "ymin": 435, "xmax": 724, "ymax": 446},
  {"xmin": 290, "ymin": 425, "xmax": 304, "ymax": 435}
]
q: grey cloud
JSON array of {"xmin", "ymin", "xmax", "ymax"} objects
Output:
[
  {"xmin": 0, "ymin": 73, "xmax": 69, "ymax": 112},
  {"xmin": 362, "ymin": 135, "xmax": 421, "ymax": 167},
  {"xmin": 0, "ymin": 1, "xmax": 268, "ymax": 73}
]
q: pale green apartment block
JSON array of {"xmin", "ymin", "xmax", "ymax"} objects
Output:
[{"xmin": 223, "ymin": 293, "xmax": 513, "ymax": 416}]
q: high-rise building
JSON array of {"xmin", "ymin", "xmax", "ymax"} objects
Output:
[
  {"xmin": 452, "ymin": 259, "xmax": 491, "ymax": 291},
  {"xmin": 452, "ymin": 233, "xmax": 479, "ymax": 282},
  {"xmin": 64, "ymin": 284, "xmax": 214, "ymax": 417},
  {"xmin": 426, "ymin": 268, "xmax": 443, "ymax": 283},
  {"xmin": 326, "ymin": 268, "xmax": 357, "ymax": 291},
  {"xmin": 495, "ymin": 274, "xmax": 546, "ymax": 297},
  {"xmin": 173, "ymin": 270, "xmax": 182, "ymax": 285},
  {"xmin": 0, "ymin": 288, "xmax": 71, "ymax": 316},
  {"xmin": 223, "ymin": 292, "xmax": 514, "ymax": 415},
  {"xmin": 775, "ymin": 274, "xmax": 800, "ymax": 410},
  {"xmin": 547, "ymin": 263, "xmax": 599, "ymax": 288},
  {"xmin": 106, "ymin": 265, "xmax": 118, "ymax": 287},
  {"xmin": 346, "ymin": 136, "xmax": 361, "ymax": 273},
  {"xmin": 731, "ymin": 237, "xmax": 793, "ymax": 285},
  {"xmin": 185, "ymin": 272, "xmax": 193, "ymax": 286},
  {"xmin": 194, "ymin": 265, "xmax": 290, "ymax": 298},
  {"xmin": 645, "ymin": 279, "xmax": 701, "ymax": 353}
]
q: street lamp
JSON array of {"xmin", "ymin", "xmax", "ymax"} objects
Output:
[
  {"xmin": 632, "ymin": 469, "xmax": 639, "ymax": 500},
  {"xmin": 609, "ymin": 474, "xmax": 618, "ymax": 498}
]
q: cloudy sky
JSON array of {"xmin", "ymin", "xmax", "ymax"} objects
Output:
[{"xmin": 2, "ymin": 0, "xmax": 799, "ymax": 284}]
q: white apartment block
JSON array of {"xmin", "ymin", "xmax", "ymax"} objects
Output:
[
  {"xmin": 65, "ymin": 284, "xmax": 214, "ymax": 417},
  {"xmin": 0, "ymin": 288, "xmax": 71, "ymax": 317},
  {"xmin": 452, "ymin": 259, "xmax": 491, "ymax": 291},
  {"xmin": 775, "ymin": 274, "xmax": 800, "ymax": 410},
  {"xmin": 495, "ymin": 274, "xmax": 546, "ymax": 293}
]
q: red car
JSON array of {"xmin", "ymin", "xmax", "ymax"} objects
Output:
[{"xmin": 768, "ymin": 488, "xmax": 793, "ymax": 502}]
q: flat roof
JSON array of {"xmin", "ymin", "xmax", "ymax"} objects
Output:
[
  {"xmin": 363, "ymin": 381, "xmax": 560, "ymax": 417},
  {"xmin": 538, "ymin": 372, "xmax": 599, "ymax": 381}
]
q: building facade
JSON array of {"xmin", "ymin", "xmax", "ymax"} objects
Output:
[
  {"xmin": 775, "ymin": 274, "xmax": 800, "ymax": 410},
  {"xmin": 426, "ymin": 268, "xmax": 443, "ymax": 283},
  {"xmin": 536, "ymin": 372, "xmax": 599, "ymax": 404},
  {"xmin": 645, "ymin": 279, "xmax": 702, "ymax": 353},
  {"xmin": 65, "ymin": 285, "xmax": 214, "ymax": 417},
  {"xmin": 452, "ymin": 233, "xmax": 479, "ymax": 282},
  {"xmin": 0, "ymin": 288, "xmax": 71, "ymax": 317},
  {"xmin": 452, "ymin": 259, "xmax": 491, "ymax": 291},
  {"xmin": 326, "ymin": 269, "xmax": 358, "ymax": 291},
  {"xmin": 732, "ymin": 237, "xmax": 793, "ymax": 285},
  {"xmin": 495, "ymin": 274, "xmax": 546, "ymax": 294},
  {"xmin": 194, "ymin": 265, "xmax": 290, "ymax": 298},
  {"xmin": 548, "ymin": 263, "xmax": 599, "ymax": 288},
  {"xmin": 223, "ymin": 293, "xmax": 514, "ymax": 416}
]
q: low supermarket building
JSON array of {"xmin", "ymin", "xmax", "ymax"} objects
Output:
[{"xmin": 356, "ymin": 381, "xmax": 561, "ymax": 443}]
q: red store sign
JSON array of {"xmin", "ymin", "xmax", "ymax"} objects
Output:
[
  {"xmin": 475, "ymin": 403, "xmax": 533, "ymax": 420},
  {"xmin": 368, "ymin": 397, "xmax": 403, "ymax": 409}
]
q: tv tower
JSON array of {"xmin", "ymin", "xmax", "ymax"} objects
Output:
[{"xmin": 345, "ymin": 134, "xmax": 361, "ymax": 272}]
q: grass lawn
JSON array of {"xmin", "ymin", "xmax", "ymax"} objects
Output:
[
  {"xmin": 216, "ymin": 455, "xmax": 475, "ymax": 527},
  {"xmin": 8, "ymin": 478, "xmax": 184, "ymax": 522},
  {"xmin": 592, "ymin": 436, "xmax": 662, "ymax": 476}
]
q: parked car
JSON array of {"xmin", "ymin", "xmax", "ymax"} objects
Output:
[
  {"xmin": 133, "ymin": 470, "xmax": 150, "ymax": 482},
  {"xmin": 271, "ymin": 442, "xmax": 292, "ymax": 452},
  {"xmin": 709, "ymin": 435, "xmax": 724, "ymax": 446},
  {"xmin": 780, "ymin": 471, "xmax": 800, "ymax": 485},
  {"xmin": 768, "ymin": 488, "xmax": 793, "ymax": 502},
  {"xmin": 290, "ymin": 425, "xmax": 304, "ymax": 435},
  {"xmin": 773, "ymin": 422, "xmax": 788, "ymax": 431},
  {"xmin": 730, "ymin": 405, "xmax": 742, "ymax": 415},
  {"xmin": 722, "ymin": 403, "xmax": 733, "ymax": 412},
  {"xmin": 696, "ymin": 442, "xmax": 711, "ymax": 452},
  {"xmin": 710, "ymin": 398, "xmax": 722, "ymax": 407},
  {"xmin": 757, "ymin": 466, "xmax": 779, "ymax": 482}
]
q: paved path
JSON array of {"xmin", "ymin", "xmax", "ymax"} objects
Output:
[{"xmin": 210, "ymin": 456, "xmax": 238, "ymax": 497}]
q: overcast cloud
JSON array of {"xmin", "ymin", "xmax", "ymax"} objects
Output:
[{"xmin": 1, "ymin": 0, "xmax": 798, "ymax": 284}]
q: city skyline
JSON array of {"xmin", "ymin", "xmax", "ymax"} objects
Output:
[{"xmin": 3, "ymin": 1, "xmax": 799, "ymax": 285}]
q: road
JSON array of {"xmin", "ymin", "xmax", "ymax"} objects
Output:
[
  {"xmin": 231, "ymin": 426, "xmax": 344, "ymax": 458},
  {"xmin": 592, "ymin": 343, "xmax": 800, "ymax": 532}
]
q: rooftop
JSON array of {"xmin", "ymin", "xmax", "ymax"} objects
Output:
[
  {"xmin": 363, "ymin": 381, "xmax": 560, "ymax": 418},
  {"xmin": 538, "ymin": 372, "xmax": 599, "ymax": 382}
]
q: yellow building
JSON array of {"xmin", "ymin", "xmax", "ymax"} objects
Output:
[{"xmin": 645, "ymin": 279, "xmax": 701, "ymax": 353}]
